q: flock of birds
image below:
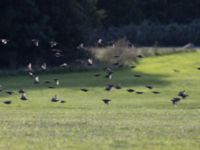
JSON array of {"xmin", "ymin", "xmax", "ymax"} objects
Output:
[{"xmin": 0, "ymin": 38, "xmax": 191, "ymax": 106}]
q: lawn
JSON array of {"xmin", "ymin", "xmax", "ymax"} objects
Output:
[{"xmin": 0, "ymin": 51, "xmax": 200, "ymax": 150}]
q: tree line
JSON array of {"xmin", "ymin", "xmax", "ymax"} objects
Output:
[{"xmin": 0, "ymin": 0, "xmax": 200, "ymax": 68}]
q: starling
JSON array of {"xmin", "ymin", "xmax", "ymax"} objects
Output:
[
  {"xmin": 127, "ymin": 89, "xmax": 135, "ymax": 93},
  {"xmin": 0, "ymin": 39, "xmax": 9, "ymax": 44},
  {"xmin": 137, "ymin": 55, "xmax": 143, "ymax": 58},
  {"xmin": 34, "ymin": 76, "xmax": 40, "ymax": 84},
  {"xmin": 87, "ymin": 58, "xmax": 93, "ymax": 66},
  {"xmin": 41, "ymin": 63, "xmax": 47, "ymax": 70},
  {"xmin": 3, "ymin": 100, "xmax": 12, "ymax": 105},
  {"xmin": 51, "ymin": 95, "xmax": 59, "ymax": 102},
  {"xmin": 94, "ymin": 73, "xmax": 101, "ymax": 77},
  {"xmin": 44, "ymin": 80, "xmax": 51, "ymax": 84},
  {"xmin": 145, "ymin": 85, "xmax": 153, "ymax": 89},
  {"xmin": 18, "ymin": 89, "xmax": 26, "ymax": 94},
  {"xmin": 20, "ymin": 93, "xmax": 28, "ymax": 101},
  {"xmin": 48, "ymin": 86, "xmax": 55, "ymax": 89},
  {"xmin": 171, "ymin": 97, "xmax": 181, "ymax": 105},
  {"xmin": 115, "ymin": 84, "xmax": 122, "ymax": 89},
  {"xmin": 102, "ymin": 99, "xmax": 111, "ymax": 105},
  {"xmin": 60, "ymin": 100, "xmax": 66, "ymax": 103},
  {"xmin": 6, "ymin": 91, "xmax": 14, "ymax": 95},
  {"xmin": 152, "ymin": 91, "xmax": 160, "ymax": 94},
  {"xmin": 81, "ymin": 89, "xmax": 88, "ymax": 92},
  {"xmin": 105, "ymin": 84, "xmax": 114, "ymax": 91},
  {"xmin": 197, "ymin": 67, "xmax": 200, "ymax": 70},
  {"xmin": 54, "ymin": 79, "xmax": 60, "ymax": 86},
  {"xmin": 178, "ymin": 91, "xmax": 188, "ymax": 99},
  {"xmin": 136, "ymin": 91, "xmax": 144, "ymax": 94},
  {"xmin": 134, "ymin": 74, "xmax": 142, "ymax": 78}
]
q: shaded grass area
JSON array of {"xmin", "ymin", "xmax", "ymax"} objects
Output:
[{"xmin": 0, "ymin": 52, "xmax": 200, "ymax": 150}]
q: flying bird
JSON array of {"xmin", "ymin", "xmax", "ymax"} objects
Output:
[
  {"xmin": 41, "ymin": 63, "xmax": 47, "ymax": 70},
  {"xmin": 178, "ymin": 91, "xmax": 188, "ymax": 99},
  {"xmin": 34, "ymin": 76, "xmax": 40, "ymax": 84}
]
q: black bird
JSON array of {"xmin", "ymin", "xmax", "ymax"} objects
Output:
[
  {"xmin": 136, "ymin": 91, "xmax": 144, "ymax": 94},
  {"xmin": 127, "ymin": 89, "xmax": 135, "ymax": 93},
  {"xmin": 105, "ymin": 84, "xmax": 114, "ymax": 91},
  {"xmin": 145, "ymin": 85, "xmax": 153, "ymax": 89},
  {"xmin": 81, "ymin": 89, "xmax": 88, "ymax": 92},
  {"xmin": 48, "ymin": 86, "xmax": 55, "ymax": 89},
  {"xmin": 102, "ymin": 99, "xmax": 111, "ymax": 105},
  {"xmin": 152, "ymin": 91, "xmax": 160, "ymax": 94},
  {"xmin": 171, "ymin": 97, "xmax": 181, "ymax": 105},
  {"xmin": 94, "ymin": 73, "xmax": 101, "ymax": 77},
  {"xmin": 51, "ymin": 95, "xmax": 59, "ymax": 102},
  {"xmin": 105, "ymin": 73, "xmax": 112, "ymax": 79},
  {"xmin": 6, "ymin": 91, "xmax": 14, "ymax": 95},
  {"xmin": 60, "ymin": 100, "xmax": 66, "ymax": 103},
  {"xmin": 20, "ymin": 93, "xmax": 28, "ymax": 101},
  {"xmin": 178, "ymin": 91, "xmax": 188, "ymax": 99},
  {"xmin": 18, "ymin": 89, "xmax": 26, "ymax": 94},
  {"xmin": 134, "ymin": 74, "xmax": 142, "ymax": 78},
  {"xmin": 115, "ymin": 84, "xmax": 122, "ymax": 89},
  {"xmin": 130, "ymin": 65, "xmax": 136, "ymax": 69},
  {"xmin": 137, "ymin": 55, "xmax": 143, "ymax": 58},
  {"xmin": 3, "ymin": 100, "xmax": 12, "ymax": 105},
  {"xmin": 197, "ymin": 67, "xmax": 200, "ymax": 70},
  {"xmin": 44, "ymin": 80, "xmax": 51, "ymax": 84}
]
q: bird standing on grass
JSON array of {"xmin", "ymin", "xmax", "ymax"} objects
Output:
[
  {"xmin": 20, "ymin": 93, "xmax": 28, "ymax": 101},
  {"xmin": 102, "ymin": 99, "xmax": 112, "ymax": 105}
]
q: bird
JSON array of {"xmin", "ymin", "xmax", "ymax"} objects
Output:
[
  {"xmin": 49, "ymin": 40, "xmax": 58, "ymax": 48},
  {"xmin": 178, "ymin": 91, "xmax": 188, "ymax": 99},
  {"xmin": 6, "ymin": 91, "xmax": 14, "ymax": 95},
  {"xmin": 137, "ymin": 55, "xmax": 143, "ymax": 58},
  {"xmin": 81, "ymin": 88, "xmax": 88, "ymax": 92},
  {"xmin": 41, "ymin": 63, "xmax": 47, "ymax": 70},
  {"xmin": 197, "ymin": 67, "xmax": 200, "ymax": 70},
  {"xmin": 60, "ymin": 63, "xmax": 68, "ymax": 68},
  {"xmin": 94, "ymin": 73, "xmax": 101, "ymax": 77},
  {"xmin": 127, "ymin": 89, "xmax": 135, "ymax": 93},
  {"xmin": 105, "ymin": 73, "xmax": 112, "ymax": 79},
  {"xmin": 60, "ymin": 100, "xmax": 66, "ymax": 103},
  {"xmin": 27, "ymin": 63, "xmax": 33, "ymax": 72},
  {"xmin": 18, "ymin": 89, "xmax": 26, "ymax": 94},
  {"xmin": 171, "ymin": 97, "xmax": 181, "ymax": 105},
  {"xmin": 115, "ymin": 84, "xmax": 122, "ymax": 89},
  {"xmin": 28, "ymin": 72, "xmax": 34, "ymax": 78},
  {"xmin": 102, "ymin": 99, "xmax": 111, "ymax": 105},
  {"xmin": 34, "ymin": 76, "xmax": 40, "ymax": 84},
  {"xmin": 20, "ymin": 93, "xmax": 28, "ymax": 101},
  {"xmin": 0, "ymin": 39, "xmax": 9, "ymax": 44},
  {"xmin": 130, "ymin": 65, "xmax": 136, "ymax": 69},
  {"xmin": 54, "ymin": 79, "xmax": 60, "ymax": 86},
  {"xmin": 44, "ymin": 80, "xmax": 51, "ymax": 84},
  {"xmin": 145, "ymin": 85, "xmax": 153, "ymax": 89},
  {"xmin": 134, "ymin": 74, "xmax": 142, "ymax": 78},
  {"xmin": 136, "ymin": 91, "xmax": 144, "ymax": 94},
  {"xmin": 32, "ymin": 39, "xmax": 39, "ymax": 47},
  {"xmin": 87, "ymin": 58, "xmax": 93, "ymax": 66},
  {"xmin": 3, "ymin": 100, "xmax": 12, "ymax": 105},
  {"xmin": 51, "ymin": 95, "xmax": 59, "ymax": 102},
  {"xmin": 152, "ymin": 91, "xmax": 160, "ymax": 94},
  {"xmin": 48, "ymin": 86, "xmax": 55, "ymax": 89},
  {"xmin": 105, "ymin": 84, "xmax": 114, "ymax": 91}
]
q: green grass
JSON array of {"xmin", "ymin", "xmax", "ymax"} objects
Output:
[{"xmin": 0, "ymin": 52, "xmax": 200, "ymax": 150}]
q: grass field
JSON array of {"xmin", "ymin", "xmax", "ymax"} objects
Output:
[{"xmin": 0, "ymin": 51, "xmax": 200, "ymax": 150}]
